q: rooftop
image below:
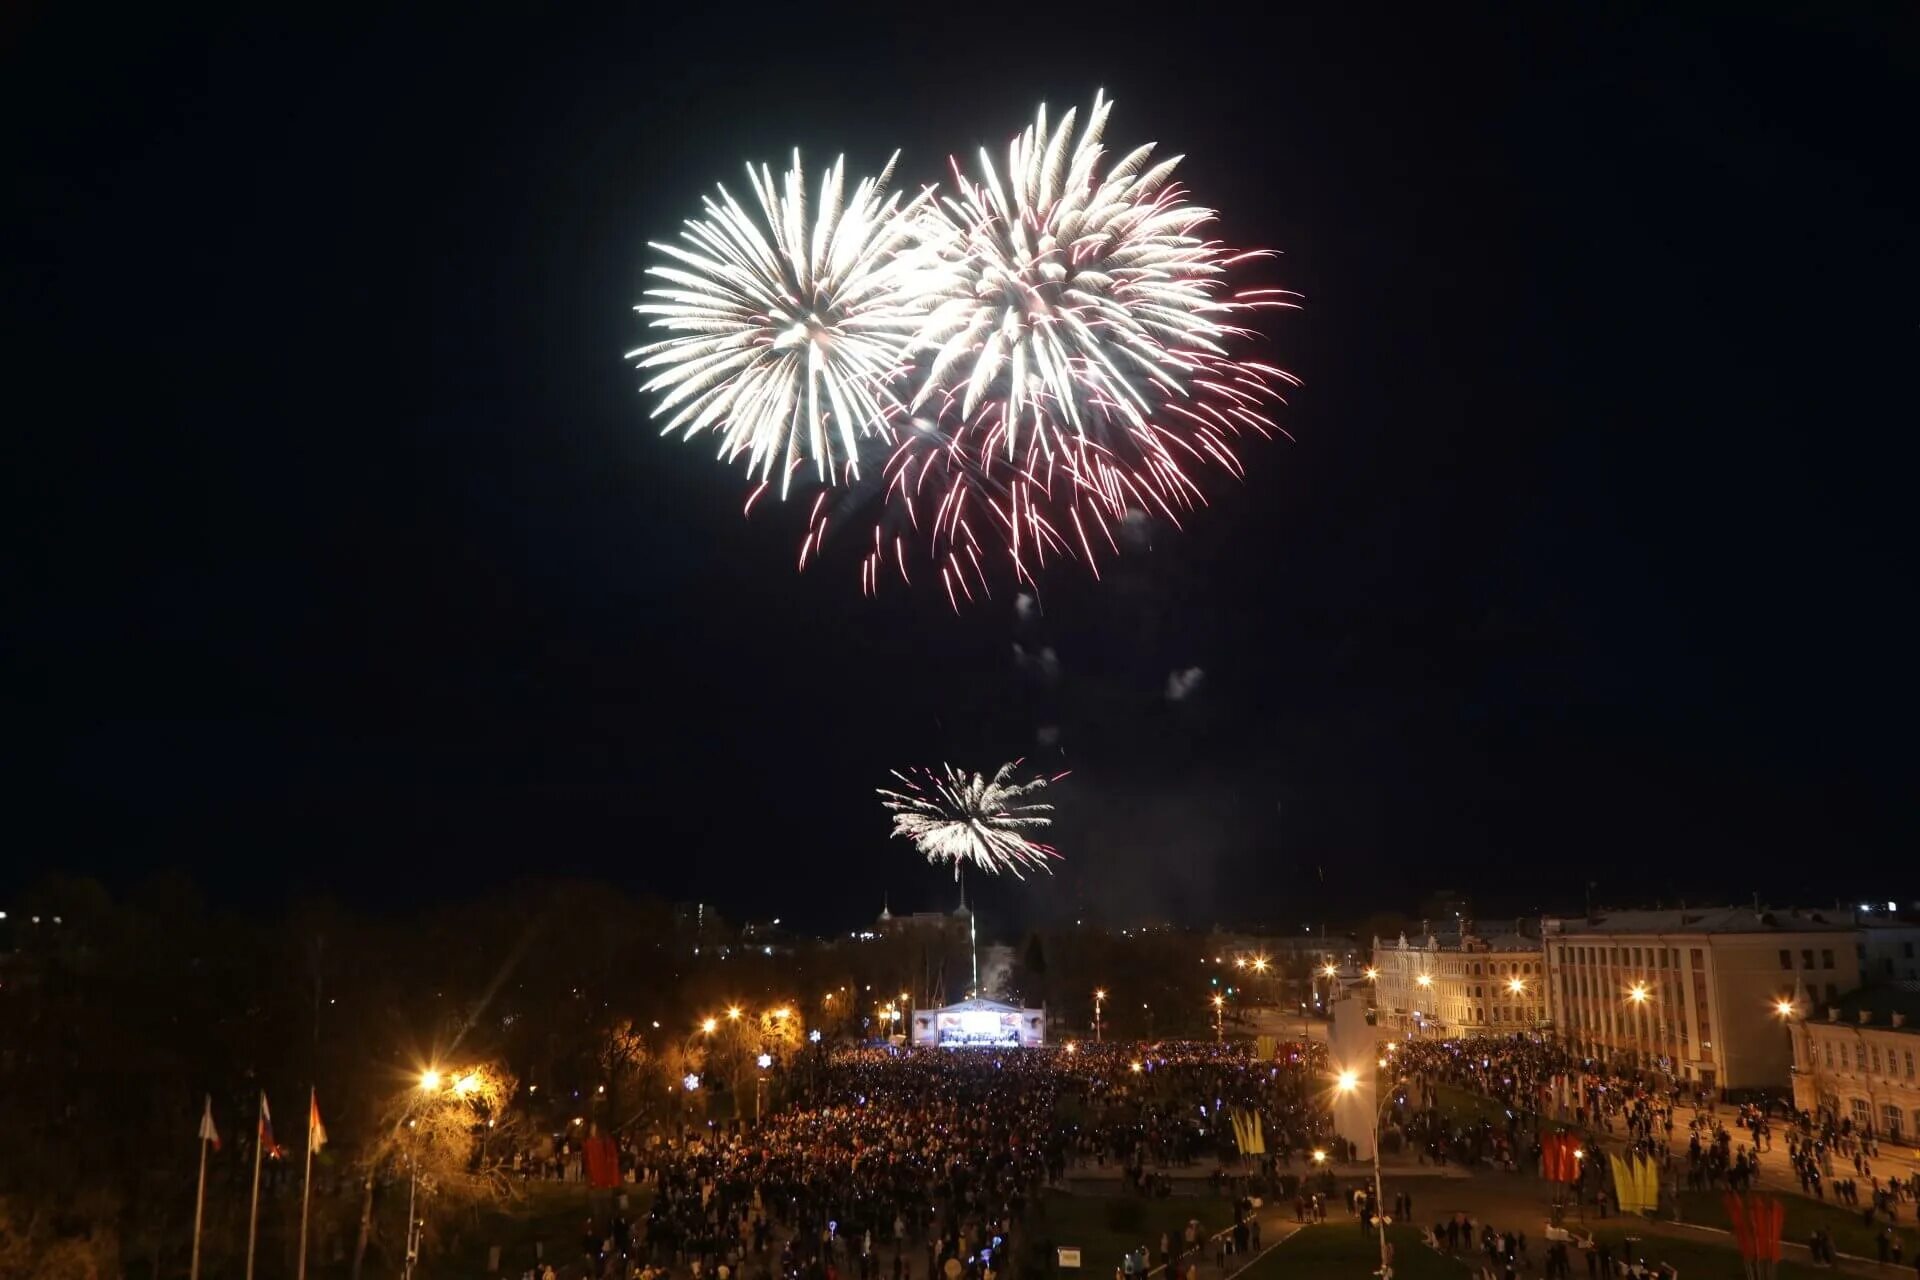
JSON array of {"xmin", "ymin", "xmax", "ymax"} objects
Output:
[
  {"xmin": 1545, "ymin": 906, "xmax": 1858, "ymax": 936},
  {"xmin": 1813, "ymin": 983, "xmax": 1920, "ymax": 1034}
]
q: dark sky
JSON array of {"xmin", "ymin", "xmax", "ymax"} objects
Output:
[{"xmin": 6, "ymin": 7, "xmax": 1914, "ymax": 934}]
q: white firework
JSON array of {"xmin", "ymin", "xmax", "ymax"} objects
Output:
[
  {"xmin": 879, "ymin": 761, "xmax": 1061, "ymax": 879},
  {"xmin": 631, "ymin": 152, "xmax": 942, "ymax": 493},
  {"xmin": 910, "ymin": 91, "xmax": 1276, "ymax": 450}
]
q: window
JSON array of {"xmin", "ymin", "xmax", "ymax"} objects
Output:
[
  {"xmin": 1906, "ymin": 1051, "xmax": 1915, "ymax": 1079},
  {"xmin": 1904, "ymin": 942, "xmax": 1914, "ymax": 960},
  {"xmin": 1803, "ymin": 950, "xmax": 1815, "ymax": 970},
  {"xmin": 1822, "ymin": 949, "xmax": 1835, "ymax": 969},
  {"xmin": 1872, "ymin": 1046, "xmax": 1882, "ymax": 1074},
  {"xmin": 1884, "ymin": 1104, "xmax": 1904, "ymax": 1140},
  {"xmin": 1826, "ymin": 1043, "xmax": 1836, "ymax": 1069},
  {"xmin": 1779, "ymin": 949, "xmax": 1793, "ymax": 971},
  {"xmin": 1852, "ymin": 1098, "xmax": 1872, "ymax": 1128},
  {"xmin": 1857, "ymin": 1043, "xmax": 1868, "ymax": 1072}
]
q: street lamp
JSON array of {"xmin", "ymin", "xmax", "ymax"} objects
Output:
[
  {"xmin": 1336, "ymin": 1069, "xmax": 1400, "ymax": 1280},
  {"xmin": 701, "ymin": 1017, "xmax": 718, "ymax": 1034},
  {"xmin": 1093, "ymin": 989, "xmax": 1107, "ymax": 1044},
  {"xmin": 1212, "ymin": 993, "xmax": 1226, "ymax": 1043},
  {"xmin": 418, "ymin": 1069, "xmax": 441, "ymax": 1092},
  {"xmin": 726, "ymin": 1006, "xmax": 742, "ymax": 1021}
]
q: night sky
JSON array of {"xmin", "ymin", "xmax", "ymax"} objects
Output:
[{"xmin": 7, "ymin": 8, "xmax": 1913, "ymax": 932}]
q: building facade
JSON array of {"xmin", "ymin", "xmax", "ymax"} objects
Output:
[
  {"xmin": 1542, "ymin": 907, "xmax": 1863, "ymax": 1090},
  {"xmin": 1787, "ymin": 986, "xmax": 1920, "ymax": 1144},
  {"xmin": 1371, "ymin": 928, "xmax": 1545, "ymax": 1038}
]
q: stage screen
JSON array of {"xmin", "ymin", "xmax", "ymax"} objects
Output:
[{"xmin": 936, "ymin": 1008, "xmax": 1020, "ymax": 1046}]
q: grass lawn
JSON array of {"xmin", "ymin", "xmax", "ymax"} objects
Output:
[
  {"xmin": 1429, "ymin": 1083, "xmax": 1514, "ymax": 1129},
  {"xmin": 1037, "ymin": 1192, "xmax": 1233, "ymax": 1276},
  {"xmin": 1676, "ymin": 1188, "xmax": 1918, "ymax": 1262},
  {"xmin": 1242, "ymin": 1223, "xmax": 1469, "ymax": 1280},
  {"xmin": 1587, "ymin": 1226, "xmax": 1827, "ymax": 1280},
  {"xmin": 415, "ymin": 1181, "xmax": 647, "ymax": 1279}
]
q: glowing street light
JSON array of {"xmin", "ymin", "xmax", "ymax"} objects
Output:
[
  {"xmin": 1129, "ymin": 1060, "xmax": 1144, "ymax": 1073},
  {"xmin": 1415, "ymin": 974, "xmax": 1433, "ymax": 989},
  {"xmin": 1093, "ymin": 989, "xmax": 1107, "ymax": 1044},
  {"xmin": 1627, "ymin": 983, "xmax": 1649, "ymax": 1005},
  {"xmin": 419, "ymin": 1069, "xmax": 442, "ymax": 1092},
  {"xmin": 1311, "ymin": 1149, "xmax": 1327, "ymax": 1165},
  {"xmin": 701, "ymin": 1017, "xmax": 718, "ymax": 1034},
  {"xmin": 1774, "ymin": 998, "xmax": 1797, "ymax": 1018},
  {"xmin": 1322, "ymin": 963, "xmax": 1338, "ymax": 979},
  {"xmin": 1508, "ymin": 977, "xmax": 1526, "ymax": 995},
  {"xmin": 726, "ymin": 1006, "xmax": 742, "ymax": 1021},
  {"xmin": 1334, "ymin": 1068, "xmax": 1396, "ymax": 1277},
  {"xmin": 1252, "ymin": 957, "xmax": 1270, "ymax": 974},
  {"xmin": 1364, "ymin": 967, "xmax": 1379, "ymax": 982},
  {"xmin": 756, "ymin": 1053, "xmax": 773, "ymax": 1069}
]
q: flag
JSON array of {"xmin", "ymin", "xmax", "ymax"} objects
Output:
[
  {"xmin": 199, "ymin": 1095, "xmax": 222, "ymax": 1151},
  {"xmin": 308, "ymin": 1091, "xmax": 328, "ymax": 1153},
  {"xmin": 259, "ymin": 1092, "xmax": 283, "ymax": 1158}
]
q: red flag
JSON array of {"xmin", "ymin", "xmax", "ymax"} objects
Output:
[
  {"xmin": 583, "ymin": 1136, "xmax": 620, "ymax": 1189},
  {"xmin": 1763, "ymin": 1195, "xmax": 1785, "ymax": 1262},
  {"xmin": 1724, "ymin": 1193, "xmax": 1755, "ymax": 1262},
  {"xmin": 259, "ymin": 1092, "xmax": 283, "ymax": 1158},
  {"xmin": 199, "ymin": 1094, "xmax": 222, "ymax": 1151}
]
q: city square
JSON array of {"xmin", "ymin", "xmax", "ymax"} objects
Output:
[{"xmin": 4, "ymin": 6, "xmax": 1909, "ymax": 1280}]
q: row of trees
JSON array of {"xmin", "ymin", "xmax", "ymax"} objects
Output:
[{"xmin": 0, "ymin": 875, "xmax": 1276, "ymax": 1278}]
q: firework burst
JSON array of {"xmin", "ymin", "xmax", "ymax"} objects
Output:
[
  {"xmin": 861, "ymin": 93, "xmax": 1299, "ymax": 602},
  {"xmin": 634, "ymin": 96, "xmax": 1297, "ymax": 600},
  {"xmin": 630, "ymin": 151, "xmax": 941, "ymax": 495},
  {"xmin": 878, "ymin": 761, "xmax": 1063, "ymax": 879}
]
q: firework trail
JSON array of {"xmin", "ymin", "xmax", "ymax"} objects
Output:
[{"xmin": 878, "ymin": 760, "xmax": 1064, "ymax": 878}]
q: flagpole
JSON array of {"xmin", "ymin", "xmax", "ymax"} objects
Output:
[
  {"xmin": 246, "ymin": 1092, "xmax": 266, "ymax": 1280},
  {"xmin": 190, "ymin": 1125, "xmax": 210, "ymax": 1280},
  {"xmin": 297, "ymin": 1086, "xmax": 316, "ymax": 1280}
]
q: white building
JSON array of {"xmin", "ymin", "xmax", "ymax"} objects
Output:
[
  {"xmin": 1372, "ymin": 927, "xmax": 1545, "ymax": 1038},
  {"xmin": 1542, "ymin": 907, "xmax": 1864, "ymax": 1090},
  {"xmin": 1788, "ymin": 984, "xmax": 1920, "ymax": 1143}
]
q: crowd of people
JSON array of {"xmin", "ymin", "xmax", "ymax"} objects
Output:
[
  {"xmin": 504, "ymin": 1042, "xmax": 1339, "ymax": 1280},
  {"xmin": 494, "ymin": 1028, "xmax": 1920, "ymax": 1280}
]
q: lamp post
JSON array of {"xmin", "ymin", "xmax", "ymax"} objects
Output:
[
  {"xmin": 1212, "ymin": 993, "xmax": 1226, "ymax": 1043},
  {"xmin": 1336, "ymin": 1069, "xmax": 1401, "ymax": 1280},
  {"xmin": 1094, "ymin": 989, "xmax": 1106, "ymax": 1044},
  {"xmin": 402, "ymin": 1069, "xmax": 445, "ymax": 1280}
]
